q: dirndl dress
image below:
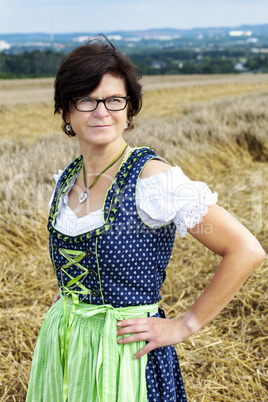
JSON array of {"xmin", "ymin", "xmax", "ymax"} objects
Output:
[{"xmin": 27, "ymin": 147, "xmax": 217, "ymax": 401}]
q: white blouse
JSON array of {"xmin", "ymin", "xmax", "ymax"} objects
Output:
[{"xmin": 49, "ymin": 165, "xmax": 218, "ymax": 239}]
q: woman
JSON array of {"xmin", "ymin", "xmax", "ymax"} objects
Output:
[{"xmin": 26, "ymin": 37, "xmax": 265, "ymax": 402}]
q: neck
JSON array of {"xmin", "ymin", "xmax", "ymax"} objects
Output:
[{"xmin": 81, "ymin": 138, "xmax": 128, "ymax": 175}]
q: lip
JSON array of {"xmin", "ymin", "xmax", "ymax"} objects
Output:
[{"xmin": 90, "ymin": 125, "xmax": 111, "ymax": 128}]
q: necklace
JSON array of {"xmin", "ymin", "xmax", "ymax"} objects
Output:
[{"xmin": 79, "ymin": 143, "xmax": 128, "ymax": 204}]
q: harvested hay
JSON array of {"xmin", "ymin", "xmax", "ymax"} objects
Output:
[{"xmin": 0, "ymin": 90, "xmax": 267, "ymax": 401}]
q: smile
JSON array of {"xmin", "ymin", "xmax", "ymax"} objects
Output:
[{"xmin": 90, "ymin": 125, "xmax": 111, "ymax": 128}]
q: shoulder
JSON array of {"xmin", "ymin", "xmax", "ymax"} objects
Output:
[{"xmin": 139, "ymin": 158, "xmax": 171, "ymax": 179}]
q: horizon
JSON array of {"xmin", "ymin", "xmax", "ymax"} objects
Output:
[
  {"xmin": 2, "ymin": 22, "xmax": 268, "ymax": 36},
  {"xmin": 1, "ymin": 0, "xmax": 268, "ymax": 35}
]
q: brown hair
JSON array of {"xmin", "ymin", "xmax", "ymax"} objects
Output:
[{"xmin": 54, "ymin": 35, "xmax": 142, "ymax": 136}]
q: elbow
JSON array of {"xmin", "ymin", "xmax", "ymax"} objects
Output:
[
  {"xmin": 255, "ymin": 245, "xmax": 266, "ymax": 265},
  {"xmin": 246, "ymin": 242, "xmax": 265, "ymax": 269},
  {"xmin": 227, "ymin": 238, "xmax": 266, "ymax": 274}
]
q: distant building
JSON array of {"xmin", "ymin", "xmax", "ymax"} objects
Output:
[
  {"xmin": 151, "ymin": 61, "xmax": 166, "ymax": 69},
  {"xmin": 229, "ymin": 31, "xmax": 252, "ymax": 37},
  {"xmin": 0, "ymin": 40, "xmax": 11, "ymax": 51},
  {"xmin": 72, "ymin": 36, "xmax": 93, "ymax": 43},
  {"xmin": 246, "ymin": 38, "xmax": 258, "ymax": 43},
  {"xmin": 125, "ymin": 37, "xmax": 141, "ymax": 42},
  {"xmin": 107, "ymin": 35, "xmax": 122, "ymax": 41},
  {"xmin": 144, "ymin": 35, "xmax": 180, "ymax": 41},
  {"xmin": 53, "ymin": 43, "xmax": 66, "ymax": 50},
  {"xmin": 251, "ymin": 47, "xmax": 268, "ymax": 53},
  {"xmin": 234, "ymin": 62, "xmax": 247, "ymax": 71}
]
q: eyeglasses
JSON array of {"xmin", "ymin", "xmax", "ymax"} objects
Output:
[{"xmin": 72, "ymin": 96, "xmax": 130, "ymax": 112}]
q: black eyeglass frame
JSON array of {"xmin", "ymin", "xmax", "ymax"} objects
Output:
[{"xmin": 72, "ymin": 96, "xmax": 130, "ymax": 112}]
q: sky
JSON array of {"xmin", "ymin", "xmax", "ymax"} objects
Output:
[{"xmin": 1, "ymin": 0, "xmax": 268, "ymax": 34}]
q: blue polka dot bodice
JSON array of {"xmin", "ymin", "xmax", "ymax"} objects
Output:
[{"xmin": 48, "ymin": 147, "xmax": 176, "ymax": 307}]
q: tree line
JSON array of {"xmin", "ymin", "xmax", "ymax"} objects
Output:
[
  {"xmin": 1, "ymin": 48, "xmax": 268, "ymax": 78},
  {"xmin": 0, "ymin": 50, "xmax": 64, "ymax": 78}
]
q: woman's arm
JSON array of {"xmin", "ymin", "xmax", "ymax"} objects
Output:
[
  {"xmin": 180, "ymin": 204, "xmax": 265, "ymax": 334},
  {"xmin": 117, "ymin": 204, "xmax": 265, "ymax": 358}
]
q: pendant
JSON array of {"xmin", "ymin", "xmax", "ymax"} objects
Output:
[{"xmin": 79, "ymin": 190, "xmax": 88, "ymax": 204}]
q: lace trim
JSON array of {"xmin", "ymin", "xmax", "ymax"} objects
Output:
[{"xmin": 174, "ymin": 194, "xmax": 218, "ymax": 238}]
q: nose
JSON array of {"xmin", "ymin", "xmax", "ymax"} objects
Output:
[{"xmin": 92, "ymin": 101, "xmax": 109, "ymax": 117}]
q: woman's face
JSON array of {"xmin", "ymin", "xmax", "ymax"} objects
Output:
[{"xmin": 67, "ymin": 74, "xmax": 128, "ymax": 148}]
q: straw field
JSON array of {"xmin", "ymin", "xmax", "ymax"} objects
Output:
[{"xmin": 0, "ymin": 75, "xmax": 268, "ymax": 401}]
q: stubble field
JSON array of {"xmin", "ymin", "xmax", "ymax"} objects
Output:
[{"xmin": 0, "ymin": 74, "xmax": 268, "ymax": 401}]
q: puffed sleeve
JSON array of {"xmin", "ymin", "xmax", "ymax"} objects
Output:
[{"xmin": 136, "ymin": 166, "xmax": 218, "ymax": 238}]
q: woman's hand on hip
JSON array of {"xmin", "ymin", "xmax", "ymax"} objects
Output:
[{"xmin": 117, "ymin": 316, "xmax": 191, "ymax": 359}]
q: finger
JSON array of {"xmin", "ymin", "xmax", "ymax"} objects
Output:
[
  {"xmin": 117, "ymin": 331, "xmax": 150, "ymax": 345},
  {"xmin": 117, "ymin": 324, "xmax": 148, "ymax": 337},
  {"xmin": 117, "ymin": 317, "xmax": 148, "ymax": 327},
  {"xmin": 133, "ymin": 342, "xmax": 156, "ymax": 360}
]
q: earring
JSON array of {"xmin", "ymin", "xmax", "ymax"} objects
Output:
[
  {"xmin": 124, "ymin": 122, "xmax": 129, "ymax": 129},
  {"xmin": 66, "ymin": 123, "xmax": 71, "ymax": 131}
]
